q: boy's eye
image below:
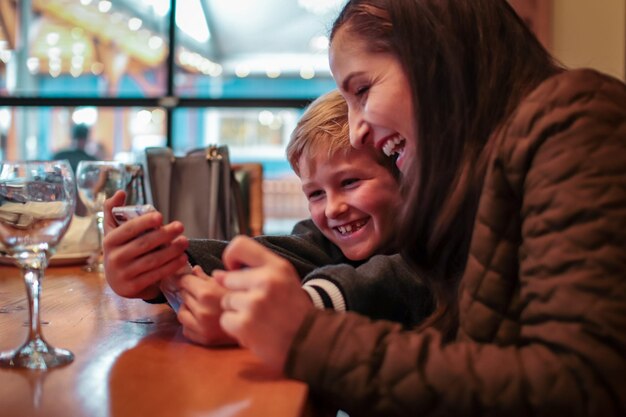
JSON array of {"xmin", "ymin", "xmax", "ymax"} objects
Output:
[
  {"xmin": 307, "ymin": 190, "xmax": 324, "ymax": 200},
  {"xmin": 341, "ymin": 178, "xmax": 360, "ymax": 188}
]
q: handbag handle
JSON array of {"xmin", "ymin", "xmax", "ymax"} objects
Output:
[{"xmin": 206, "ymin": 146, "xmax": 223, "ymax": 238}]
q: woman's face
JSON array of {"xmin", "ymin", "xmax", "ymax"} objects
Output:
[{"xmin": 329, "ymin": 29, "xmax": 417, "ymax": 174}]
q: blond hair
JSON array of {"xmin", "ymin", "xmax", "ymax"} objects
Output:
[
  {"xmin": 287, "ymin": 90, "xmax": 353, "ymax": 176},
  {"xmin": 287, "ymin": 90, "xmax": 398, "ymax": 178}
]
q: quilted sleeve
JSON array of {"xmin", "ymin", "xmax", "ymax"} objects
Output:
[{"xmin": 284, "ymin": 70, "xmax": 626, "ymax": 416}]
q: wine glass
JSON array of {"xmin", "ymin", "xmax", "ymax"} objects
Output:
[
  {"xmin": 75, "ymin": 160, "xmax": 126, "ymax": 273},
  {"xmin": 0, "ymin": 159, "xmax": 76, "ymax": 369}
]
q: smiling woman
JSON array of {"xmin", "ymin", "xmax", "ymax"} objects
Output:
[
  {"xmin": 204, "ymin": 2, "xmax": 626, "ymax": 417},
  {"xmin": 329, "ymin": 27, "xmax": 415, "ymax": 170}
]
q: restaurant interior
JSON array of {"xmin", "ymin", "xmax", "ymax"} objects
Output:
[
  {"xmin": 0, "ymin": 0, "xmax": 624, "ymax": 234},
  {"xmin": 0, "ymin": 1, "xmax": 624, "ymax": 417}
]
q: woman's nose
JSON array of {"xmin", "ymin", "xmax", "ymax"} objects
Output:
[{"xmin": 349, "ymin": 110, "xmax": 368, "ymax": 149}]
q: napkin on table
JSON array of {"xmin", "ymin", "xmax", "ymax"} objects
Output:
[{"xmin": 55, "ymin": 215, "xmax": 99, "ymax": 255}]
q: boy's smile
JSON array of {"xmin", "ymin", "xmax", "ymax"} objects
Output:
[
  {"xmin": 335, "ymin": 218, "xmax": 368, "ymax": 236},
  {"xmin": 299, "ymin": 149, "xmax": 401, "ymax": 261}
]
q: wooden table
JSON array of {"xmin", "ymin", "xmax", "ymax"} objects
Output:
[{"xmin": 0, "ymin": 265, "xmax": 310, "ymax": 417}]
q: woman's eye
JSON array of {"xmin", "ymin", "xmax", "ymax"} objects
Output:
[{"xmin": 355, "ymin": 85, "xmax": 369, "ymax": 97}]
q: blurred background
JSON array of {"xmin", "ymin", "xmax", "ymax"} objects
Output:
[{"xmin": 0, "ymin": 0, "xmax": 624, "ymax": 233}]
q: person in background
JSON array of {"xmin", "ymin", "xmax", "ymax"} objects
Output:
[
  {"xmin": 53, "ymin": 123, "xmax": 97, "ymax": 174},
  {"xmin": 102, "ymin": 89, "xmax": 431, "ymax": 345},
  {"xmin": 209, "ymin": 0, "xmax": 626, "ymax": 416},
  {"xmin": 53, "ymin": 123, "xmax": 97, "ymax": 216}
]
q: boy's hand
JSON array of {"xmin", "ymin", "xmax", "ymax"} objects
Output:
[
  {"xmin": 177, "ymin": 266, "xmax": 238, "ymax": 346},
  {"xmin": 103, "ymin": 190, "xmax": 189, "ymax": 300},
  {"xmin": 159, "ymin": 262, "xmax": 194, "ymax": 312}
]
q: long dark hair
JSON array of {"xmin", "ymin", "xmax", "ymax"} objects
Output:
[{"xmin": 331, "ymin": 0, "xmax": 561, "ymax": 336}]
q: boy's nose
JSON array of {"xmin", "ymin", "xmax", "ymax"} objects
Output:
[{"xmin": 325, "ymin": 195, "xmax": 348, "ymax": 219}]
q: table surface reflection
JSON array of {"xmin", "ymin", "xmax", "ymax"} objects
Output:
[{"xmin": 0, "ymin": 265, "xmax": 310, "ymax": 417}]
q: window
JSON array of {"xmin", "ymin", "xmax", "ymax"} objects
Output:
[{"xmin": 1, "ymin": 0, "xmax": 346, "ymax": 233}]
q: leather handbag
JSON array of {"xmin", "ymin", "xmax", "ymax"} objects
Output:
[{"xmin": 144, "ymin": 145, "xmax": 246, "ymax": 239}]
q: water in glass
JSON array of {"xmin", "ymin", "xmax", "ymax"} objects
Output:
[
  {"xmin": 75, "ymin": 160, "xmax": 126, "ymax": 272},
  {"xmin": 0, "ymin": 159, "xmax": 76, "ymax": 369}
]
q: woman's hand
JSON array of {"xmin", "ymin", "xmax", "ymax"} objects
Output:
[
  {"xmin": 103, "ymin": 191, "xmax": 190, "ymax": 300},
  {"xmin": 177, "ymin": 266, "xmax": 237, "ymax": 346},
  {"xmin": 216, "ymin": 236, "xmax": 314, "ymax": 372}
]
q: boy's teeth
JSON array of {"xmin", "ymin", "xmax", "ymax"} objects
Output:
[
  {"xmin": 337, "ymin": 220, "xmax": 366, "ymax": 235},
  {"xmin": 382, "ymin": 136, "xmax": 405, "ymax": 157}
]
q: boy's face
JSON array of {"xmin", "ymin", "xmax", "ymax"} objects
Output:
[{"xmin": 299, "ymin": 149, "xmax": 401, "ymax": 261}]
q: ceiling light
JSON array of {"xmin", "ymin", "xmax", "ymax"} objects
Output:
[
  {"xmin": 73, "ymin": 107, "xmax": 98, "ymax": 126},
  {"xmin": 136, "ymin": 109, "xmax": 153, "ymax": 125},
  {"xmin": 71, "ymin": 56, "xmax": 85, "ymax": 67},
  {"xmin": 49, "ymin": 59, "xmax": 61, "ymax": 71},
  {"xmin": 46, "ymin": 33, "xmax": 59, "ymax": 46},
  {"xmin": 148, "ymin": 36, "xmax": 163, "ymax": 50},
  {"xmin": 47, "ymin": 47, "xmax": 61, "ymax": 59},
  {"xmin": 128, "ymin": 18, "xmax": 143, "ymax": 31},
  {"xmin": 0, "ymin": 51, "xmax": 11, "ymax": 64},
  {"xmin": 91, "ymin": 62, "xmax": 104, "ymax": 75},
  {"xmin": 300, "ymin": 66, "xmax": 315, "ymax": 79},
  {"xmin": 266, "ymin": 66, "xmax": 281, "ymax": 79},
  {"xmin": 258, "ymin": 111, "xmax": 274, "ymax": 126},
  {"xmin": 208, "ymin": 64, "xmax": 223, "ymax": 77},
  {"xmin": 309, "ymin": 35, "xmax": 329, "ymax": 52},
  {"xmin": 26, "ymin": 57, "xmax": 40, "ymax": 73},
  {"xmin": 235, "ymin": 65, "xmax": 250, "ymax": 78},
  {"xmin": 0, "ymin": 109, "xmax": 10, "ymax": 131},
  {"xmin": 72, "ymin": 43, "xmax": 86, "ymax": 55},
  {"xmin": 98, "ymin": 1, "xmax": 112, "ymax": 13},
  {"xmin": 49, "ymin": 67, "xmax": 62, "ymax": 78}
]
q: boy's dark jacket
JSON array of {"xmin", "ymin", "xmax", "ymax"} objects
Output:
[{"xmin": 187, "ymin": 218, "xmax": 432, "ymax": 328}]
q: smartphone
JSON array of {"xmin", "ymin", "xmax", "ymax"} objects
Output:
[{"xmin": 112, "ymin": 204, "xmax": 156, "ymax": 225}]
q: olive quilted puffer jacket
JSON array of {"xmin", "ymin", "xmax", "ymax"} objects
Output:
[{"xmin": 284, "ymin": 69, "xmax": 626, "ymax": 417}]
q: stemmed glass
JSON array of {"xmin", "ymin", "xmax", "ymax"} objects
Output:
[
  {"xmin": 0, "ymin": 159, "xmax": 76, "ymax": 369},
  {"xmin": 75, "ymin": 160, "xmax": 126, "ymax": 273}
]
